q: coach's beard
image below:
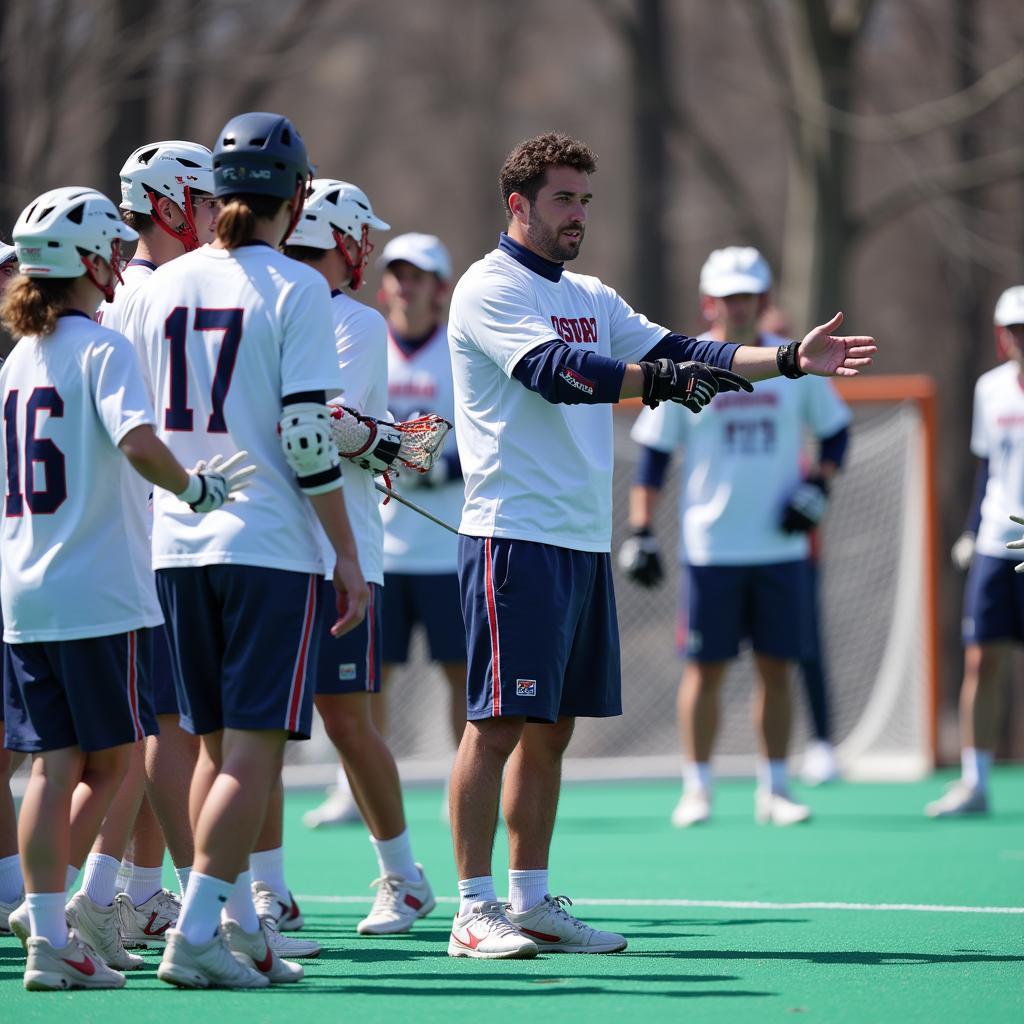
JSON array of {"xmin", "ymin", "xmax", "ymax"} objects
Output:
[{"xmin": 528, "ymin": 215, "xmax": 585, "ymax": 263}]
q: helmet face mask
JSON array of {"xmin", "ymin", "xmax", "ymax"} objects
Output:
[
  {"xmin": 288, "ymin": 178, "xmax": 390, "ymax": 290},
  {"xmin": 14, "ymin": 187, "xmax": 138, "ymax": 301}
]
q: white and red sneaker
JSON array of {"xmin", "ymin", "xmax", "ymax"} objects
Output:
[
  {"xmin": 357, "ymin": 867, "xmax": 435, "ymax": 935},
  {"xmin": 506, "ymin": 895, "xmax": 627, "ymax": 953},
  {"xmin": 251, "ymin": 880, "xmax": 304, "ymax": 931},
  {"xmin": 115, "ymin": 888, "xmax": 180, "ymax": 947},
  {"xmin": 221, "ymin": 918, "xmax": 303, "ymax": 984},
  {"xmin": 24, "ymin": 930, "xmax": 126, "ymax": 990},
  {"xmin": 447, "ymin": 900, "xmax": 538, "ymax": 959}
]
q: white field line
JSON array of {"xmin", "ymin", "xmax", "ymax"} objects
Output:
[{"xmin": 295, "ymin": 894, "xmax": 1024, "ymax": 915}]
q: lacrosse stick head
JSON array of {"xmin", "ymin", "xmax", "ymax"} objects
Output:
[{"xmin": 392, "ymin": 414, "xmax": 452, "ymax": 473}]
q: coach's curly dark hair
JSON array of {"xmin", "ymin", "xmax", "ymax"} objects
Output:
[
  {"xmin": 499, "ymin": 133, "xmax": 597, "ymax": 221},
  {"xmin": 0, "ymin": 275, "xmax": 75, "ymax": 338}
]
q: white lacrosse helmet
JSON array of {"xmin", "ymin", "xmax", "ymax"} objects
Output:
[
  {"xmin": 13, "ymin": 187, "xmax": 138, "ymax": 280},
  {"xmin": 994, "ymin": 286, "xmax": 1024, "ymax": 328}
]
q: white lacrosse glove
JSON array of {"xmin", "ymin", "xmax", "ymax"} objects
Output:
[
  {"xmin": 1006, "ymin": 515, "xmax": 1024, "ymax": 573},
  {"xmin": 328, "ymin": 405, "xmax": 452, "ymax": 477},
  {"xmin": 950, "ymin": 531, "xmax": 976, "ymax": 571},
  {"xmin": 176, "ymin": 451, "xmax": 256, "ymax": 512}
]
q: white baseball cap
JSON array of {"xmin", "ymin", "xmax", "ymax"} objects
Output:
[
  {"xmin": 379, "ymin": 233, "xmax": 452, "ymax": 281},
  {"xmin": 994, "ymin": 285, "xmax": 1024, "ymax": 327},
  {"xmin": 699, "ymin": 246, "xmax": 772, "ymax": 297},
  {"xmin": 0, "ymin": 243, "xmax": 16, "ymax": 266}
]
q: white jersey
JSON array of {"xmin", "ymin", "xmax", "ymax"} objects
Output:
[
  {"xmin": 0, "ymin": 314, "xmax": 163, "ymax": 642},
  {"xmin": 971, "ymin": 361, "xmax": 1024, "ymax": 559},
  {"xmin": 318, "ymin": 291, "xmax": 387, "ymax": 586},
  {"xmin": 631, "ymin": 333, "xmax": 852, "ymax": 566},
  {"xmin": 126, "ymin": 243, "xmax": 344, "ymax": 574},
  {"xmin": 100, "ymin": 259, "xmax": 156, "ymax": 338},
  {"xmin": 382, "ymin": 325, "xmax": 461, "ymax": 573},
  {"xmin": 449, "ymin": 246, "xmax": 669, "ymax": 552}
]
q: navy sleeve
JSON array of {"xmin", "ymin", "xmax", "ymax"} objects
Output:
[
  {"xmin": 965, "ymin": 459, "xmax": 987, "ymax": 534},
  {"xmin": 511, "ymin": 340, "xmax": 627, "ymax": 404},
  {"xmin": 635, "ymin": 446, "xmax": 671, "ymax": 489},
  {"xmin": 643, "ymin": 332, "xmax": 740, "ymax": 371},
  {"xmin": 818, "ymin": 426, "xmax": 849, "ymax": 471}
]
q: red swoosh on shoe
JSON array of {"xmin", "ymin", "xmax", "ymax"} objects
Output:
[
  {"xmin": 143, "ymin": 911, "xmax": 172, "ymax": 936},
  {"xmin": 404, "ymin": 894, "xmax": 423, "ymax": 911},
  {"xmin": 451, "ymin": 929, "xmax": 482, "ymax": 950},
  {"xmin": 254, "ymin": 944, "xmax": 274, "ymax": 972},
  {"xmin": 61, "ymin": 954, "xmax": 97, "ymax": 976},
  {"xmin": 519, "ymin": 927, "xmax": 561, "ymax": 943}
]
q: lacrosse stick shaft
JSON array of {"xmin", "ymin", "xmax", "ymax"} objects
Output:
[{"xmin": 374, "ymin": 481, "xmax": 460, "ymax": 535}]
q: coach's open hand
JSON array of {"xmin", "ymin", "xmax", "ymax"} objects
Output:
[
  {"xmin": 641, "ymin": 358, "xmax": 753, "ymax": 413},
  {"xmin": 798, "ymin": 312, "xmax": 877, "ymax": 377}
]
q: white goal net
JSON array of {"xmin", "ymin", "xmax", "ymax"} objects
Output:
[{"xmin": 286, "ymin": 380, "xmax": 936, "ymax": 785}]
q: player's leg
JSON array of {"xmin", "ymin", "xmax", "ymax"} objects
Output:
[
  {"xmin": 0, "ymin": 723, "xmax": 24, "ymax": 932},
  {"xmin": 797, "ymin": 560, "xmax": 839, "ymax": 785},
  {"xmin": 440, "ymin": 662, "xmax": 468, "ymax": 745}
]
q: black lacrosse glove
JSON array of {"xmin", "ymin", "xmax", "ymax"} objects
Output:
[
  {"xmin": 780, "ymin": 474, "xmax": 829, "ymax": 533},
  {"xmin": 617, "ymin": 527, "xmax": 664, "ymax": 588},
  {"xmin": 640, "ymin": 358, "xmax": 754, "ymax": 413}
]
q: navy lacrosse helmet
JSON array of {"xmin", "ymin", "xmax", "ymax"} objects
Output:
[{"xmin": 212, "ymin": 112, "xmax": 309, "ymax": 201}]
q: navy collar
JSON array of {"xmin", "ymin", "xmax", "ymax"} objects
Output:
[
  {"xmin": 498, "ymin": 233, "xmax": 563, "ymax": 283},
  {"xmin": 390, "ymin": 324, "xmax": 440, "ymax": 358},
  {"xmin": 58, "ymin": 310, "xmax": 92, "ymax": 320},
  {"xmin": 331, "ymin": 288, "xmax": 344, "ymax": 298},
  {"xmin": 127, "ymin": 258, "xmax": 157, "ymax": 271}
]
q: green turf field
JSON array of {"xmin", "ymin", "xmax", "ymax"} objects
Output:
[{"xmin": 2, "ymin": 767, "xmax": 1022, "ymax": 1022}]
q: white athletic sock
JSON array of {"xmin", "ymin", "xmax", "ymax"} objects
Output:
[
  {"xmin": 126, "ymin": 865, "xmax": 164, "ymax": 906},
  {"xmin": 335, "ymin": 764, "xmax": 352, "ymax": 796},
  {"xmin": 65, "ymin": 864, "xmax": 79, "ymax": 892},
  {"xmin": 0, "ymin": 853, "xmax": 23, "ymax": 903},
  {"xmin": 370, "ymin": 829, "xmax": 420, "ymax": 882},
  {"xmin": 758, "ymin": 758, "xmax": 789, "ymax": 795},
  {"xmin": 26, "ymin": 891, "xmax": 68, "ymax": 947},
  {"xmin": 507, "ymin": 869, "xmax": 548, "ymax": 914},
  {"xmin": 962, "ymin": 748, "xmax": 993, "ymax": 791},
  {"xmin": 81, "ymin": 853, "xmax": 121, "ymax": 907},
  {"xmin": 250, "ymin": 847, "xmax": 288, "ymax": 897},
  {"xmin": 458, "ymin": 875, "xmax": 497, "ymax": 916},
  {"xmin": 683, "ymin": 761, "xmax": 712, "ymax": 793},
  {"xmin": 222, "ymin": 870, "xmax": 260, "ymax": 932},
  {"xmin": 177, "ymin": 871, "xmax": 233, "ymax": 945},
  {"xmin": 174, "ymin": 864, "xmax": 191, "ymax": 898},
  {"xmin": 115, "ymin": 858, "xmax": 133, "ymax": 895}
]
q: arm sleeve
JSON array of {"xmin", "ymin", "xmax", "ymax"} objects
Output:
[
  {"xmin": 280, "ymin": 274, "xmax": 346, "ymax": 398},
  {"xmin": 965, "ymin": 459, "xmax": 987, "ymax": 534},
  {"xmin": 635, "ymin": 446, "xmax": 672, "ymax": 488},
  {"xmin": 818, "ymin": 425, "xmax": 849, "ymax": 470},
  {"xmin": 643, "ymin": 332, "xmax": 740, "ymax": 371},
  {"xmin": 511, "ymin": 339, "xmax": 627, "ymax": 404},
  {"xmin": 90, "ymin": 333, "xmax": 157, "ymax": 446}
]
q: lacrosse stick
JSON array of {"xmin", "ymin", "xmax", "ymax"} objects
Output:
[
  {"xmin": 329, "ymin": 405, "xmax": 452, "ymax": 476},
  {"xmin": 373, "ymin": 481, "xmax": 460, "ymax": 536}
]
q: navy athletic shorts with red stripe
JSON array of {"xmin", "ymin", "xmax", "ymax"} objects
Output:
[
  {"xmin": 315, "ymin": 580, "xmax": 382, "ymax": 694},
  {"xmin": 458, "ymin": 536, "xmax": 621, "ymax": 723},
  {"xmin": 962, "ymin": 552, "xmax": 1024, "ymax": 643},
  {"xmin": 155, "ymin": 566, "xmax": 323, "ymax": 739},
  {"xmin": 4, "ymin": 628, "xmax": 157, "ymax": 752},
  {"xmin": 150, "ymin": 624, "xmax": 179, "ymax": 716},
  {"xmin": 381, "ymin": 572, "xmax": 465, "ymax": 664}
]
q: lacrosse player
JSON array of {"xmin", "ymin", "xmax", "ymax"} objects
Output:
[
  {"xmin": 128, "ymin": 113, "xmax": 368, "ymax": 989},
  {"xmin": 445, "ymin": 133, "xmax": 874, "ymax": 959},
  {"xmin": 928, "ymin": 285, "xmax": 1024, "ymax": 818},
  {"xmin": 623, "ymin": 247, "xmax": 851, "ymax": 829},
  {"xmin": 274, "ymin": 182, "xmax": 436, "ymax": 936},
  {"xmin": 0, "ymin": 187, "xmax": 249, "ymax": 989}
]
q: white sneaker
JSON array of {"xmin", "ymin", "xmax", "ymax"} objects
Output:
[
  {"xmin": 260, "ymin": 912, "xmax": 320, "ymax": 958},
  {"xmin": 24, "ymin": 930, "xmax": 126, "ymax": 991},
  {"xmin": 115, "ymin": 888, "xmax": 180, "ymax": 947},
  {"xmin": 221, "ymin": 918, "xmax": 303, "ymax": 983},
  {"xmin": 507, "ymin": 895, "xmax": 627, "ymax": 953},
  {"xmin": 357, "ymin": 866, "xmax": 436, "ymax": 935},
  {"xmin": 755, "ymin": 789, "xmax": 812, "ymax": 826},
  {"xmin": 0, "ymin": 891, "xmax": 24, "ymax": 934},
  {"xmin": 250, "ymin": 880, "xmax": 305, "ymax": 932},
  {"xmin": 157, "ymin": 928, "xmax": 269, "ymax": 989},
  {"xmin": 671, "ymin": 788, "xmax": 712, "ymax": 827},
  {"xmin": 925, "ymin": 781, "xmax": 990, "ymax": 818},
  {"xmin": 447, "ymin": 900, "xmax": 538, "ymax": 959},
  {"xmin": 302, "ymin": 786, "xmax": 362, "ymax": 828},
  {"xmin": 801, "ymin": 741, "xmax": 841, "ymax": 786},
  {"xmin": 66, "ymin": 891, "xmax": 144, "ymax": 970},
  {"xmin": 8, "ymin": 899, "xmax": 30, "ymax": 948}
]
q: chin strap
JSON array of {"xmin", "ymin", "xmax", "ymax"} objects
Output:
[
  {"xmin": 145, "ymin": 187, "xmax": 201, "ymax": 252},
  {"xmin": 280, "ymin": 172, "xmax": 313, "ymax": 248},
  {"xmin": 80, "ymin": 238, "xmax": 125, "ymax": 303},
  {"xmin": 333, "ymin": 224, "xmax": 373, "ymax": 291}
]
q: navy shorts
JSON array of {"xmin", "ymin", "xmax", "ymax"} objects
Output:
[
  {"xmin": 151, "ymin": 624, "xmax": 179, "ymax": 716},
  {"xmin": 684, "ymin": 561, "xmax": 812, "ymax": 662},
  {"xmin": 4, "ymin": 629, "xmax": 157, "ymax": 753},
  {"xmin": 459, "ymin": 536, "xmax": 621, "ymax": 723},
  {"xmin": 156, "ymin": 566, "xmax": 323, "ymax": 740},
  {"xmin": 381, "ymin": 572, "xmax": 465, "ymax": 664},
  {"xmin": 315, "ymin": 581, "xmax": 382, "ymax": 694},
  {"xmin": 962, "ymin": 553, "xmax": 1024, "ymax": 643}
]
